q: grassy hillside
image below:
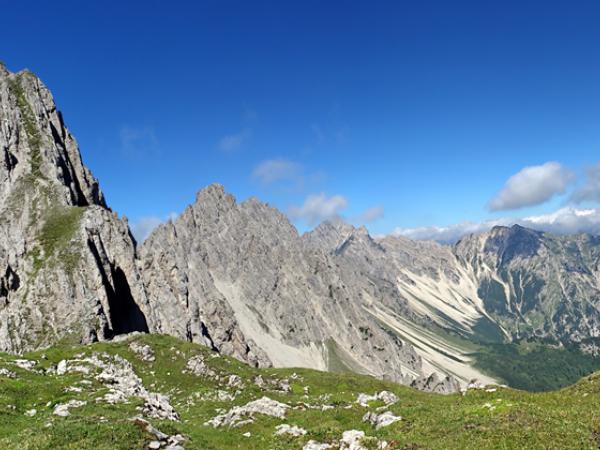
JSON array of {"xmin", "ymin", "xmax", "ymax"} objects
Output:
[{"xmin": 1, "ymin": 334, "xmax": 600, "ymax": 449}]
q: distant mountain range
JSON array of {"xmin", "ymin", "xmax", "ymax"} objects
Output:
[{"xmin": 2, "ymin": 64, "xmax": 600, "ymax": 392}]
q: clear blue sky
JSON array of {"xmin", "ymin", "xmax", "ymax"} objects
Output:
[{"xmin": 2, "ymin": 1, "xmax": 600, "ymax": 239}]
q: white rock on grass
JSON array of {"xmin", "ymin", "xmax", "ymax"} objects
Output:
[
  {"xmin": 274, "ymin": 424, "xmax": 307, "ymax": 436},
  {"xmin": 278, "ymin": 379, "xmax": 291, "ymax": 392},
  {"xmin": 133, "ymin": 417, "xmax": 186, "ymax": 449},
  {"xmin": 54, "ymin": 359, "xmax": 91, "ymax": 376},
  {"xmin": 199, "ymin": 389, "xmax": 236, "ymax": 402},
  {"xmin": 84, "ymin": 353, "xmax": 179, "ymax": 421},
  {"xmin": 185, "ymin": 355, "xmax": 216, "ymax": 378},
  {"xmin": 339, "ymin": 430, "xmax": 366, "ymax": 450},
  {"xmin": 356, "ymin": 391, "xmax": 398, "ymax": 407},
  {"xmin": 0, "ymin": 367, "xmax": 16, "ymax": 378},
  {"xmin": 53, "ymin": 399, "xmax": 87, "ymax": 417},
  {"xmin": 129, "ymin": 342, "xmax": 156, "ymax": 362},
  {"xmin": 24, "ymin": 409, "xmax": 37, "ymax": 417},
  {"xmin": 205, "ymin": 396, "xmax": 290, "ymax": 428},
  {"xmin": 14, "ymin": 359, "xmax": 36, "ymax": 371},
  {"xmin": 227, "ymin": 374, "xmax": 244, "ymax": 388},
  {"xmin": 362, "ymin": 411, "xmax": 402, "ymax": 429},
  {"xmin": 303, "ymin": 441, "xmax": 333, "ymax": 450},
  {"xmin": 56, "ymin": 360, "xmax": 68, "ymax": 375}
]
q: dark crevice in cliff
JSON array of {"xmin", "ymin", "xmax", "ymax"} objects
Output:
[
  {"xmin": 0, "ymin": 265, "xmax": 19, "ymax": 300},
  {"xmin": 87, "ymin": 238, "xmax": 148, "ymax": 337},
  {"xmin": 49, "ymin": 121, "xmax": 89, "ymax": 206}
]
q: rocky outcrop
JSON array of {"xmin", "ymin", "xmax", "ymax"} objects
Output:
[
  {"xmin": 0, "ymin": 65, "xmax": 152, "ymax": 352},
  {"xmin": 411, "ymin": 373, "xmax": 461, "ymax": 394}
]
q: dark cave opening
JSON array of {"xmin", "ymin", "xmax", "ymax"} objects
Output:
[
  {"xmin": 107, "ymin": 265, "xmax": 149, "ymax": 335},
  {"xmin": 87, "ymin": 239, "xmax": 148, "ymax": 336}
]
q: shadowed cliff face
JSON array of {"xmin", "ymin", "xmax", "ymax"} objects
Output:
[{"xmin": 483, "ymin": 225, "xmax": 542, "ymax": 266}]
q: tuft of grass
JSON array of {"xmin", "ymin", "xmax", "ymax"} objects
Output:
[{"xmin": 37, "ymin": 206, "xmax": 85, "ymax": 271}]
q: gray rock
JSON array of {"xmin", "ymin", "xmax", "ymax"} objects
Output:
[
  {"xmin": 274, "ymin": 424, "xmax": 307, "ymax": 436},
  {"xmin": 0, "ymin": 67, "xmax": 153, "ymax": 353},
  {"xmin": 303, "ymin": 442, "xmax": 333, "ymax": 450},
  {"xmin": 362, "ymin": 410, "xmax": 402, "ymax": 429},
  {"xmin": 411, "ymin": 373, "xmax": 461, "ymax": 394},
  {"xmin": 129, "ymin": 342, "xmax": 155, "ymax": 362},
  {"xmin": 0, "ymin": 367, "xmax": 16, "ymax": 378},
  {"xmin": 53, "ymin": 399, "xmax": 86, "ymax": 417},
  {"xmin": 205, "ymin": 396, "xmax": 290, "ymax": 428},
  {"xmin": 356, "ymin": 391, "xmax": 398, "ymax": 407}
]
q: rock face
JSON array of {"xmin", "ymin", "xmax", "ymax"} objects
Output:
[
  {"xmin": 454, "ymin": 225, "xmax": 600, "ymax": 352},
  {"xmin": 139, "ymin": 185, "xmax": 422, "ymax": 382},
  {"xmin": 0, "ymin": 65, "xmax": 153, "ymax": 352}
]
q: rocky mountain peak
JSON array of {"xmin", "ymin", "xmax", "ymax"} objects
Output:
[
  {"xmin": 483, "ymin": 224, "xmax": 542, "ymax": 265},
  {"xmin": 302, "ymin": 220, "xmax": 356, "ymax": 252},
  {"xmin": 0, "ymin": 67, "xmax": 152, "ymax": 352}
]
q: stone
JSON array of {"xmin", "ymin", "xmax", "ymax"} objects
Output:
[
  {"xmin": 339, "ymin": 430, "xmax": 367, "ymax": 450},
  {"xmin": 205, "ymin": 396, "xmax": 290, "ymax": 428},
  {"xmin": 0, "ymin": 367, "xmax": 16, "ymax": 378},
  {"xmin": 274, "ymin": 424, "xmax": 307, "ymax": 436},
  {"xmin": 303, "ymin": 442, "xmax": 333, "ymax": 450},
  {"xmin": 14, "ymin": 359, "xmax": 36, "ymax": 370},
  {"xmin": 53, "ymin": 399, "xmax": 86, "ymax": 417},
  {"xmin": 362, "ymin": 411, "xmax": 402, "ymax": 429},
  {"xmin": 129, "ymin": 342, "xmax": 155, "ymax": 362},
  {"xmin": 356, "ymin": 391, "xmax": 398, "ymax": 407},
  {"xmin": 411, "ymin": 373, "xmax": 461, "ymax": 395},
  {"xmin": 185, "ymin": 355, "xmax": 215, "ymax": 378}
]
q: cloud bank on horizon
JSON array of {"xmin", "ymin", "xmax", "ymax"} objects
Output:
[
  {"xmin": 393, "ymin": 161, "xmax": 600, "ymax": 243},
  {"xmin": 393, "ymin": 207, "xmax": 600, "ymax": 244}
]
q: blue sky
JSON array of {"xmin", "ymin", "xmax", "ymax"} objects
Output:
[{"xmin": 2, "ymin": 1, "xmax": 600, "ymax": 240}]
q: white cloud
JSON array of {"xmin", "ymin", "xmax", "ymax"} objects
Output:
[
  {"xmin": 571, "ymin": 163, "xmax": 600, "ymax": 204},
  {"xmin": 392, "ymin": 220, "xmax": 509, "ymax": 244},
  {"xmin": 120, "ymin": 126, "xmax": 159, "ymax": 158},
  {"xmin": 488, "ymin": 162, "xmax": 575, "ymax": 211},
  {"xmin": 131, "ymin": 213, "xmax": 177, "ymax": 242},
  {"xmin": 521, "ymin": 207, "xmax": 600, "ymax": 235},
  {"xmin": 252, "ymin": 159, "xmax": 303, "ymax": 185},
  {"xmin": 392, "ymin": 207, "xmax": 600, "ymax": 243},
  {"xmin": 354, "ymin": 206, "xmax": 385, "ymax": 224},
  {"xmin": 289, "ymin": 193, "xmax": 348, "ymax": 225},
  {"xmin": 218, "ymin": 127, "xmax": 251, "ymax": 152}
]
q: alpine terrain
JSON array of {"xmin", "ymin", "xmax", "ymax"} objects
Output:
[{"xmin": 2, "ymin": 64, "xmax": 600, "ymax": 448}]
